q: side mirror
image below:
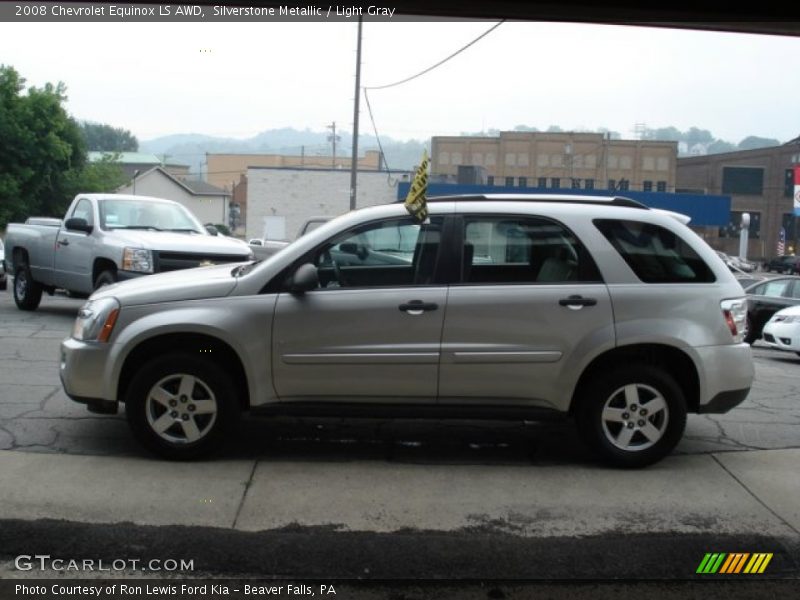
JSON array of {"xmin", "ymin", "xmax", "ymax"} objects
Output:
[
  {"xmin": 64, "ymin": 217, "xmax": 92, "ymax": 234},
  {"xmin": 205, "ymin": 224, "xmax": 219, "ymax": 236},
  {"xmin": 289, "ymin": 263, "xmax": 319, "ymax": 294}
]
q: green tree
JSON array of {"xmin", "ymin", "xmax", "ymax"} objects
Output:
[
  {"xmin": 707, "ymin": 139, "xmax": 737, "ymax": 154},
  {"xmin": 737, "ymin": 135, "xmax": 780, "ymax": 151},
  {"xmin": 0, "ymin": 66, "xmax": 128, "ymax": 229},
  {"xmin": 80, "ymin": 121, "xmax": 138, "ymax": 152}
]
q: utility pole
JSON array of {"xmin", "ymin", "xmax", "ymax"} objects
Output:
[
  {"xmin": 327, "ymin": 122, "xmax": 340, "ymax": 168},
  {"xmin": 349, "ymin": 16, "xmax": 363, "ymax": 210}
]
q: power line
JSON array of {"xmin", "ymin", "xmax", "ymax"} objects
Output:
[{"xmin": 364, "ymin": 20, "xmax": 505, "ymax": 91}]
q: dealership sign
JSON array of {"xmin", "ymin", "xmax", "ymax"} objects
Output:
[{"xmin": 794, "ymin": 165, "xmax": 800, "ymax": 215}]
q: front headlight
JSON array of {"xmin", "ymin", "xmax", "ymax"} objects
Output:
[
  {"xmin": 122, "ymin": 247, "xmax": 154, "ymax": 273},
  {"xmin": 72, "ymin": 297, "xmax": 121, "ymax": 342}
]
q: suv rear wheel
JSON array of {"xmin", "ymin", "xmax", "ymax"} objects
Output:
[
  {"xmin": 125, "ymin": 353, "xmax": 240, "ymax": 460},
  {"xmin": 576, "ymin": 365, "xmax": 687, "ymax": 468}
]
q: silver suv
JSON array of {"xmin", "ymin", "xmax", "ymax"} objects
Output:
[{"xmin": 60, "ymin": 195, "xmax": 754, "ymax": 467}]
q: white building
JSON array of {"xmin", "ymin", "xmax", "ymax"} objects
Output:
[
  {"xmin": 117, "ymin": 167, "xmax": 230, "ymax": 226},
  {"xmin": 246, "ymin": 167, "xmax": 410, "ymax": 241}
]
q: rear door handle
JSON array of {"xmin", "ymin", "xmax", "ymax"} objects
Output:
[
  {"xmin": 399, "ymin": 300, "xmax": 439, "ymax": 314},
  {"xmin": 558, "ymin": 295, "xmax": 597, "ymax": 309}
]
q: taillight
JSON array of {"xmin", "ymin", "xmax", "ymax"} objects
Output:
[{"xmin": 720, "ymin": 299, "xmax": 747, "ymax": 343}]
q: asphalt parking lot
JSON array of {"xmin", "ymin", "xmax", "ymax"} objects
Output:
[{"xmin": 1, "ymin": 287, "xmax": 799, "ymax": 593}]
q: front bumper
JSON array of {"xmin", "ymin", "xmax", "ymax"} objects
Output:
[
  {"xmin": 60, "ymin": 336, "xmax": 115, "ymax": 405},
  {"xmin": 761, "ymin": 321, "xmax": 800, "ymax": 352}
]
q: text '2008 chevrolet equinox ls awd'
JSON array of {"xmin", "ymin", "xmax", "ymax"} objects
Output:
[{"xmin": 60, "ymin": 195, "xmax": 754, "ymax": 467}]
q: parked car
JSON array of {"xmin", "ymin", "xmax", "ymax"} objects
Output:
[
  {"xmin": 716, "ymin": 251, "xmax": 756, "ymax": 273},
  {"xmin": 60, "ymin": 195, "xmax": 754, "ymax": 468},
  {"xmin": 743, "ymin": 276, "xmax": 800, "ymax": 343},
  {"xmin": 0, "ymin": 238, "xmax": 7, "ymax": 291},
  {"xmin": 249, "ymin": 216, "xmax": 332, "ymax": 260},
  {"xmin": 3, "ymin": 194, "xmax": 253, "ymax": 311},
  {"xmin": 763, "ymin": 255, "xmax": 800, "ymax": 274},
  {"xmin": 761, "ymin": 305, "xmax": 800, "ymax": 356}
]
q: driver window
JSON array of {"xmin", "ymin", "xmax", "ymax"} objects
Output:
[
  {"xmin": 312, "ymin": 217, "xmax": 442, "ymax": 289},
  {"xmin": 71, "ymin": 198, "xmax": 94, "ymax": 226}
]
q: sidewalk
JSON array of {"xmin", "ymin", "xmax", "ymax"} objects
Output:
[{"xmin": 1, "ymin": 448, "xmax": 798, "ymax": 538}]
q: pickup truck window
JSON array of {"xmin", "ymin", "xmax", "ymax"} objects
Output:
[
  {"xmin": 72, "ymin": 198, "xmax": 94, "ymax": 226},
  {"xmin": 98, "ymin": 198, "xmax": 202, "ymax": 233}
]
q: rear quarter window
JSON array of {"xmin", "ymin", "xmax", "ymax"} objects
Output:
[{"xmin": 594, "ymin": 219, "xmax": 716, "ymax": 283}]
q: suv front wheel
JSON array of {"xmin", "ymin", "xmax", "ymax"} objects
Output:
[
  {"xmin": 576, "ymin": 365, "xmax": 687, "ymax": 468},
  {"xmin": 125, "ymin": 353, "xmax": 240, "ymax": 460}
]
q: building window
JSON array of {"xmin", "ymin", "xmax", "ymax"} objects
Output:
[
  {"xmin": 656, "ymin": 181, "xmax": 667, "ymax": 192},
  {"xmin": 620, "ymin": 156, "xmax": 632, "ymax": 170},
  {"xmin": 551, "ymin": 178, "xmax": 560, "ymax": 189},
  {"xmin": 571, "ymin": 178, "xmax": 581, "ymax": 189},
  {"xmin": 786, "ymin": 169, "xmax": 795, "ymax": 198},
  {"xmin": 585, "ymin": 179, "xmax": 594, "ymax": 190},
  {"xmin": 608, "ymin": 179, "xmax": 616, "ymax": 191},
  {"xmin": 537, "ymin": 177, "xmax": 547, "ymax": 188},
  {"xmin": 517, "ymin": 153, "xmax": 529, "ymax": 167},
  {"xmin": 657, "ymin": 157, "xmax": 669, "ymax": 171},
  {"xmin": 487, "ymin": 176, "xmax": 495, "ymax": 186},
  {"xmin": 505, "ymin": 177, "xmax": 514, "ymax": 187},
  {"xmin": 537, "ymin": 154, "xmax": 549, "ymax": 168},
  {"xmin": 643, "ymin": 180, "xmax": 653, "ymax": 192},
  {"xmin": 518, "ymin": 177, "xmax": 528, "ymax": 188},
  {"xmin": 643, "ymin": 156, "xmax": 655, "ymax": 171},
  {"xmin": 505, "ymin": 153, "xmax": 517, "ymax": 167},
  {"xmin": 618, "ymin": 179, "xmax": 630, "ymax": 191},
  {"xmin": 719, "ymin": 211, "xmax": 761, "ymax": 239},
  {"xmin": 721, "ymin": 166, "xmax": 764, "ymax": 195}
]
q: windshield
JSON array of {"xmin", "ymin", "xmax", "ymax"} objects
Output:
[{"xmin": 98, "ymin": 199, "xmax": 204, "ymax": 233}]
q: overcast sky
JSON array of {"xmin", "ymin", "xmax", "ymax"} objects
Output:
[{"xmin": 1, "ymin": 19, "xmax": 798, "ymax": 144}]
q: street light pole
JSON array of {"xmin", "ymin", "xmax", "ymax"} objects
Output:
[{"xmin": 349, "ymin": 16, "xmax": 363, "ymax": 211}]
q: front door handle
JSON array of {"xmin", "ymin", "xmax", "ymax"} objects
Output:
[
  {"xmin": 399, "ymin": 300, "xmax": 439, "ymax": 315},
  {"xmin": 56, "ymin": 239, "xmax": 69, "ymax": 247},
  {"xmin": 558, "ymin": 295, "xmax": 597, "ymax": 309}
]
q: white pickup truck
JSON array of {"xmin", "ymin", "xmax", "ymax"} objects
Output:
[{"xmin": 3, "ymin": 193, "xmax": 253, "ymax": 311}]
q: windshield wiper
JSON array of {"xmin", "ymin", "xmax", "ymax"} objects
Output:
[
  {"xmin": 111, "ymin": 225, "xmax": 164, "ymax": 231},
  {"xmin": 232, "ymin": 260, "xmax": 262, "ymax": 277},
  {"xmin": 167, "ymin": 228, "xmax": 201, "ymax": 234}
]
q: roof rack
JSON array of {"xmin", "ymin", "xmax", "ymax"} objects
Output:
[{"xmin": 424, "ymin": 194, "xmax": 648, "ymax": 210}]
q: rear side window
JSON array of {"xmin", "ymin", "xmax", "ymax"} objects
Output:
[{"xmin": 594, "ymin": 219, "xmax": 715, "ymax": 283}]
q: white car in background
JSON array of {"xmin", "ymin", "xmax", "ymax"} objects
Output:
[
  {"xmin": 0, "ymin": 238, "xmax": 7, "ymax": 290},
  {"xmin": 761, "ymin": 305, "xmax": 800, "ymax": 356}
]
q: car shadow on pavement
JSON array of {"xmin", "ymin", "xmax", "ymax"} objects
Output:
[{"xmin": 217, "ymin": 415, "xmax": 595, "ymax": 467}]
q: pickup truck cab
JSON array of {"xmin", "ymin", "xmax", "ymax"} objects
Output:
[{"xmin": 4, "ymin": 193, "xmax": 253, "ymax": 311}]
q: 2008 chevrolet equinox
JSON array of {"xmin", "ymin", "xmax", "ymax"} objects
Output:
[{"xmin": 60, "ymin": 195, "xmax": 754, "ymax": 467}]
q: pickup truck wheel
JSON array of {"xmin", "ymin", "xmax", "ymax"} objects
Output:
[
  {"xmin": 125, "ymin": 353, "xmax": 240, "ymax": 460},
  {"xmin": 94, "ymin": 270, "xmax": 117, "ymax": 290},
  {"xmin": 13, "ymin": 265, "xmax": 43, "ymax": 311},
  {"xmin": 575, "ymin": 365, "xmax": 687, "ymax": 468}
]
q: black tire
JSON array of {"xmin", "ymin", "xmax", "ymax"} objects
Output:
[
  {"xmin": 575, "ymin": 365, "xmax": 687, "ymax": 468},
  {"xmin": 124, "ymin": 353, "xmax": 240, "ymax": 460},
  {"xmin": 13, "ymin": 264, "xmax": 43, "ymax": 311},
  {"xmin": 94, "ymin": 269, "xmax": 117, "ymax": 291}
]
